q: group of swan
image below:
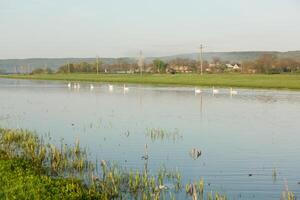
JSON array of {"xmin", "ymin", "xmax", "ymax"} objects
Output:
[
  {"xmin": 107, "ymin": 84, "xmax": 128, "ymax": 92},
  {"xmin": 194, "ymin": 87, "xmax": 237, "ymax": 95},
  {"xmin": 67, "ymin": 82, "xmax": 81, "ymax": 89},
  {"xmin": 67, "ymin": 82, "xmax": 129, "ymax": 92},
  {"xmin": 68, "ymin": 82, "xmax": 237, "ymax": 95}
]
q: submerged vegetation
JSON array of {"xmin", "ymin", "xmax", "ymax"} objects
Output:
[{"xmin": 146, "ymin": 128, "xmax": 183, "ymax": 142}]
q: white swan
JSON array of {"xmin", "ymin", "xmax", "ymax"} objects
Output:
[
  {"xmin": 67, "ymin": 82, "xmax": 71, "ymax": 88},
  {"xmin": 123, "ymin": 84, "xmax": 129, "ymax": 92},
  {"xmin": 230, "ymin": 87, "xmax": 237, "ymax": 95},
  {"xmin": 77, "ymin": 83, "xmax": 80, "ymax": 89},
  {"xmin": 194, "ymin": 87, "xmax": 202, "ymax": 94},
  {"xmin": 90, "ymin": 84, "xmax": 94, "ymax": 90},
  {"xmin": 108, "ymin": 84, "xmax": 114, "ymax": 91},
  {"xmin": 212, "ymin": 86, "xmax": 219, "ymax": 95},
  {"xmin": 73, "ymin": 84, "xmax": 77, "ymax": 89}
]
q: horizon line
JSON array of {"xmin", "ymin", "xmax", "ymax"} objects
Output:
[{"xmin": 1, "ymin": 50, "xmax": 300, "ymax": 60}]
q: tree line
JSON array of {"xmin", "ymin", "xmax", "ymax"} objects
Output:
[
  {"xmin": 242, "ymin": 54, "xmax": 300, "ymax": 73},
  {"xmin": 29, "ymin": 54, "xmax": 300, "ymax": 75}
]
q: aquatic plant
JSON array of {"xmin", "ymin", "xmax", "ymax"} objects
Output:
[
  {"xmin": 185, "ymin": 179, "xmax": 227, "ymax": 200},
  {"xmin": 198, "ymin": 178, "xmax": 204, "ymax": 196},
  {"xmin": 145, "ymin": 128, "xmax": 183, "ymax": 142},
  {"xmin": 272, "ymin": 167, "xmax": 277, "ymax": 182},
  {"xmin": 0, "ymin": 128, "xmax": 183, "ymax": 199},
  {"xmin": 281, "ymin": 181, "xmax": 296, "ymax": 200},
  {"xmin": 281, "ymin": 191, "xmax": 296, "ymax": 200}
]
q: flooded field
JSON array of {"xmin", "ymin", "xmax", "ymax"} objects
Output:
[{"xmin": 0, "ymin": 78, "xmax": 299, "ymax": 199}]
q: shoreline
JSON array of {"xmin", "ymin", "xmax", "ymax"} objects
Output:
[{"xmin": 1, "ymin": 73, "xmax": 300, "ymax": 90}]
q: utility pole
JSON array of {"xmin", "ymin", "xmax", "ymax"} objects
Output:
[
  {"xmin": 96, "ymin": 56, "xmax": 99, "ymax": 75},
  {"xmin": 138, "ymin": 50, "xmax": 144, "ymax": 75},
  {"xmin": 199, "ymin": 44, "xmax": 204, "ymax": 75},
  {"xmin": 67, "ymin": 61, "xmax": 70, "ymax": 74}
]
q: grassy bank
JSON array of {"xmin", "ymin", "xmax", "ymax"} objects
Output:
[
  {"xmin": 1, "ymin": 73, "xmax": 300, "ymax": 90},
  {"xmin": 0, "ymin": 159, "xmax": 91, "ymax": 200}
]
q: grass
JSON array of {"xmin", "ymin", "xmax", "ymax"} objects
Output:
[
  {"xmin": 0, "ymin": 159, "xmax": 91, "ymax": 200},
  {"xmin": 1, "ymin": 73, "xmax": 300, "ymax": 90}
]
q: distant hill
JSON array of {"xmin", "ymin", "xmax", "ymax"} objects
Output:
[
  {"xmin": 1, "ymin": 51, "xmax": 300, "ymax": 73},
  {"xmin": 159, "ymin": 51, "xmax": 300, "ymax": 63},
  {"xmin": 0, "ymin": 57, "xmax": 135, "ymax": 73}
]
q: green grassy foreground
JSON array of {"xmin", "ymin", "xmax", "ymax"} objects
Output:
[
  {"xmin": 1, "ymin": 73, "xmax": 300, "ymax": 90},
  {"xmin": 0, "ymin": 159, "xmax": 91, "ymax": 200}
]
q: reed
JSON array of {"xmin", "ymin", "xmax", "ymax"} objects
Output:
[
  {"xmin": 281, "ymin": 191, "xmax": 296, "ymax": 200},
  {"xmin": 186, "ymin": 179, "xmax": 227, "ymax": 200},
  {"xmin": 146, "ymin": 128, "xmax": 183, "ymax": 142},
  {"xmin": 272, "ymin": 168, "xmax": 277, "ymax": 181}
]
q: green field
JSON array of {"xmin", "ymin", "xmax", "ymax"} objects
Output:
[{"xmin": 1, "ymin": 73, "xmax": 300, "ymax": 90}]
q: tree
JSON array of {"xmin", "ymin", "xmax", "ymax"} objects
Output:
[
  {"xmin": 255, "ymin": 54, "xmax": 278, "ymax": 73},
  {"xmin": 275, "ymin": 58, "xmax": 299, "ymax": 72},
  {"xmin": 153, "ymin": 59, "xmax": 167, "ymax": 73},
  {"xmin": 241, "ymin": 61, "xmax": 256, "ymax": 73},
  {"xmin": 168, "ymin": 58, "xmax": 199, "ymax": 72},
  {"xmin": 57, "ymin": 63, "xmax": 74, "ymax": 73},
  {"xmin": 31, "ymin": 68, "xmax": 53, "ymax": 74},
  {"xmin": 212, "ymin": 57, "xmax": 221, "ymax": 66}
]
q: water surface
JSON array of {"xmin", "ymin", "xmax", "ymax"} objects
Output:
[{"xmin": 0, "ymin": 78, "xmax": 299, "ymax": 199}]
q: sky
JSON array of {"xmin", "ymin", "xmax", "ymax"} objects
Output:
[{"xmin": 0, "ymin": 0, "xmax": 300, "ymax": 59}]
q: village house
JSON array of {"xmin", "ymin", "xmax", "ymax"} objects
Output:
[{"xmin": 226, "ymin": 64, "xmax": 241, "ymax": 70}]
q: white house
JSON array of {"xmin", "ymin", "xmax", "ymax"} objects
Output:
[{"xmin": 226, "ymin": 64, "xmax": 241, "ymax": 70}]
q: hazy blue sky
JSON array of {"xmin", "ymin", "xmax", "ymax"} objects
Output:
[{"xmin": 1, "ymin": 0, "xmax": 299, "ymax": 58}]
